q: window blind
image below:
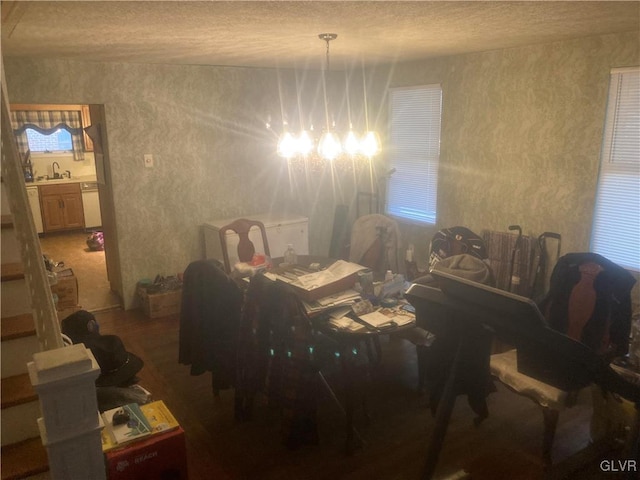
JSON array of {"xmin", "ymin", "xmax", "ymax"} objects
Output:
[
  {"xmin": 591, "ymin": 67, "xmax": 640, "ymax": 271},
  {"xmin": 386, "ymin": 85, "xmax": 442, "ymax": 224}
]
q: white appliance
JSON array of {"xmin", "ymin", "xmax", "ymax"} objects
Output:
[
  {"xmin": 80, "ymin": 181, "xmax": 102, "ymax": 229},
  {"xmin": 26, "ymin": 185, "xmax": 43, "ymax": 234},
  {"xmin": 203, "ymin": 213, "xmax": 309, "ymax": 266}
]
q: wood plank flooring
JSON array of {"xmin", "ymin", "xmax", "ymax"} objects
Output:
[{"xmin": 91, "ymin": 308, "xmax": 631, "ymax": 480}]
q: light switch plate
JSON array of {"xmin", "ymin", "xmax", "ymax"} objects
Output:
[{"xmin": 144, "ymin": 154, "xmax": 154, "ymax": 168}]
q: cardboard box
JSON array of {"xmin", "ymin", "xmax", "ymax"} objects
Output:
[
  {"xmin": 138, "ymin": 287, "xmax": 182, "ymax": 318},
  {"xmin": 105, "ymin": 426, "xmax": 187, "ymax": 480},
  {"xmin": 50, "ymin": 269, "xmax": 79, "ymax": 309}
]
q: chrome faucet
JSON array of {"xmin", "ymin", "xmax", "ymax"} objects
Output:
[{"xmin": 52, "ymin": 161, "xmax": 61, "ymax": 179}]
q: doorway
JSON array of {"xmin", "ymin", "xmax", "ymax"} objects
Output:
[
  {"xmin": 11, "ymin": 102, "xmax": 123, "ymax": 312},
  {"xmin": 39, "ymin": 230, "xmax": 120, "ymax": 312}
]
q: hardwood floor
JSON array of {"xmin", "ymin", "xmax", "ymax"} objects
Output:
[{"xmin": 91, "ymin": 308, "xmax": 630, "ymax": 480}]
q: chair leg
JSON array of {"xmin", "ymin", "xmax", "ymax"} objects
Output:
[
  {"xmin": 416, "ymin": 345, "xmax": 429, "ymax": 393},
  {"xmin": 542, "ymin": 407, "xmax": 559, "ymax": 466}
]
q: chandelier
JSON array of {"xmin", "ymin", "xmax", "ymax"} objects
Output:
[{"xmin": 273, "ymin": 33, "xmax": 381, "ymax": 167}]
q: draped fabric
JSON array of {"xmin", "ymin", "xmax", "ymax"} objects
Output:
[
  {"xmin": 235, "ymin": 274, "xmax": 319, "ymax": 448},
  {"xmin": 11, "ymin": 110, "xmax": 85, "ymax": 161}
]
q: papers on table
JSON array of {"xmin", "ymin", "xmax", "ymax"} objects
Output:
[
  {"xmin": 358, "ymin": 307, "xmax": 416, "ymax": 329},
  {"xmin": 294, "ymin": 260, "xmax": 367, "ymax": 291},
  {"xmin": 328, "ymin": 316, "xmax": 367, "ymax": 332},
  {"xmin": 302, "ymin": 289, "xmax": 361, "ymax": 316}
]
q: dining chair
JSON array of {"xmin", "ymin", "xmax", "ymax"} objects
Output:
[
  {"xmin": 406, "ymin": 272, "xmax": 640, "ymax": 480},
  {"xmin": 218, "ymin": 218, "xmax": 271, "ymax": 273},
  {"xmin": 348, "ymin": 214, "xmax": 401, "ymax": 277},
  {"xmin": 489, "ymin": 252, "xmax": 637, "ymax": 465}
]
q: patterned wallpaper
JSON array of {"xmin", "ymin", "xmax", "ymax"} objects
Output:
[
  {"xmin": 4, "ymin": 31, "xmax": 638, "ymax": 309},
  {"xmin": 368, "ymin": 31, "xmax": 639, "ymax": 269}
]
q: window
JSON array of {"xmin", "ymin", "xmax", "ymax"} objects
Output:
[
  {"xmin": 25, "ymin": 127, "xmax": 73, "ymax": 153},
  {"xmin": 591, "ymin": 67, "xmax": 640, "ymax": 271},
  {"xmin": 386, "ymin": 85, "xmax": 442, "ymax": 224}
]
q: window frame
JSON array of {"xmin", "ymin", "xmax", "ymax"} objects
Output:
[
  {"xmin": 25, "ymin": 126, "xmax": 74, "ymax": 154},
  {"xmin": 590, "ymin": 66, "xmax": 640, "ymax": 272},
  {"xmin": 385, "ymin": 84, "xmax": 443, "ymax": 225}
]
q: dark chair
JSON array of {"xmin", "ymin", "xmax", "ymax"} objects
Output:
[
  {"xmin": 406, "ymin": 270, "xmax": 640, "ymax": 479},
  {"xmin": 218, "ymin": 218, "xmax": 271, "ymax": 273},
  {"xmin": 234, "ymin": 274, "xmax": 320, "ymax": 448},
  {"xmin": 490, "ymin": 252, "xmax": 637, "ymax": 464}
]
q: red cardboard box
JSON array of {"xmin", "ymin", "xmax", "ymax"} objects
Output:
[{"xmin": 105, "ymin": 427, "xmax": 187, "ymax": 480}]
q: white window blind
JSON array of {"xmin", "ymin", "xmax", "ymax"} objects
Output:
[
  {"xmin": 591, "ymin": 67, "xmax": 640, "ymax": 271},
  {"xmin": 386, "ymin": 85, "xmax": 442, "ymax": 224}
]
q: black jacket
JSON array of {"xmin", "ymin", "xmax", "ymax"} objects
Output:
[
  {"xmin": 179, "ymin": 260, "xmax": 243, "ymax": 390},
  {"xmin": 539, "ymin": 252, "xmax": 636, "ymax": 358}
]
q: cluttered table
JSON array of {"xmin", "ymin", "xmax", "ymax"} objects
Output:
[
  {"xmin": 254, "ymin": 255, "xmax": 419, "ymax": 453},
  {"xmin": 266, "ymin": 255, "xmax": 416, "ymax": 328}
]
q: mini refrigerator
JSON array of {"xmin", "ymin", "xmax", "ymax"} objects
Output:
[{"xmin": 203, "ymin": 213, "xmax": 309, "ymax": 266}]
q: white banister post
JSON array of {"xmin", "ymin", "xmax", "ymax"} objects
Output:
[{"xmin": 28, "ymin": 344, "xmax": 106, "ymax": 480}]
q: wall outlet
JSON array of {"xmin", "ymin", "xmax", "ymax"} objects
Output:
[{"xmin": 144, "ymin": 154, "xmax": 154, "ymax": 168}]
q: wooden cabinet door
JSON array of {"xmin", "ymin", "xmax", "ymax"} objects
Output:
[
  {"xmin": 39, "ymin": 183, "xmax": 85, "ymax": 232},
  {"xmin": 41, "ymin": 195, "xmax": 66, "ymax": 232},
  {"xmin": 61, "ymin": 193, "xmax": 85, "ymax": 229}
]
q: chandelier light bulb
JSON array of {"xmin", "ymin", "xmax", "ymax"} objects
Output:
[
  {"xmin": 360, "ymin": 131, "xmax": 381, "ymax": 157},
  {"xmin": 297, "ymin": 130, "xmax": 314, "ymax": 156},
  {"xmin": 277, "ymin": 132, "xmax": 297, "ymax": 158},
  {"xmin": 318, "ymin": 131, "xmax": 342, "ymax": 161},
  {"xmin": 344, "ymin": 130, "xmax": 360, "ymax": 156}
]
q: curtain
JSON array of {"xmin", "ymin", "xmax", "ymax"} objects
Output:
[{"xmin": 11, "ymin": 110, "xmax": 85, "ymax": 161}]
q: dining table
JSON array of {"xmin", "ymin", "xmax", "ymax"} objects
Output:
[{"xmin": 264, "ymin": 254, "xmax": 417, "ymax": 453}]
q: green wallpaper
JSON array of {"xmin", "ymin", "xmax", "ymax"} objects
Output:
[
  {"xmin": 4, "ymin": 31, "xmax": 639, "ymax": 308},
  {"xmin": 369, "ymin": 32, "xmax": 639, "ymax": 268}
]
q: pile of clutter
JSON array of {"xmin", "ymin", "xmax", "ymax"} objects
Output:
[
  {"xmin": 61, "ymin": 310, "xmax": 151, "ymax": 411},
  {"xmin": 137, "ymin": 274, "xmax": 183, "ymax": 295}
]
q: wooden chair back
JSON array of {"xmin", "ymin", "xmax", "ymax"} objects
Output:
[{"xmin": 218, "ymin": 218, "xmax": 271, "ymax": 273}]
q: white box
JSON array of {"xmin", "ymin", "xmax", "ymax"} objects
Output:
[{"xmin": 203, "ymin": 213, "xmax": 309, "ymax": 265}]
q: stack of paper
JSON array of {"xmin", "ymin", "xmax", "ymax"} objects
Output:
[
  {"xmin": 302, "ymin": 289, "xmax": 361, "ymax": 316},
  {"xmin": 328, "ymin": 316, "xmax": 367, "ymax": 332},
  {"xmin": 295, "ymin": 260, "xmax": 366, "ymax": 291},
  {"xmin": 358, "ymin": 307, "xmax": 416, "ymax": 329},
  {"xmin": 358, "ymin": 311, "xmax": 396, "ymax": 329}
]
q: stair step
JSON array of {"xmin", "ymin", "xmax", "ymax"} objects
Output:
[
  {"xmin": 1, "ymin": 313, "xmax": 36, "ymax": 342},
  {"xmin": 1, "ymin": 263, "xmax": 24, "ymax": 282},
  {"xmin": 1, "ymin": 214, "xmax": 13, "ymax": 229},
  {"xmin": 1, "ymin": 437, "xmax": 49, "ymax": 480},
  {"xmin": 1, "ymin": 334, "xmax": 40, "ymax": 378},
  {"xmin": 1, "ymin": 278, "xmax": 32, "ymax": 318},
  {"xmin": 1, "ymin": 374, "xmax": 37, "ymax": 409}
]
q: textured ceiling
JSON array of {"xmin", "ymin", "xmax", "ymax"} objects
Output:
[{"xmin": 2, "ymin": 1, "xmax": 639, "ymax": 69}]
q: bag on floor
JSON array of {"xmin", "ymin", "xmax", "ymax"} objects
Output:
[{"xmin": 87, "ymin": 231, "xmax": 104, "ymax": 251}]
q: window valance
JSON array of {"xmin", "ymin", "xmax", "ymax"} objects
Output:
[{"xmin": 11, "ymin": 110, "xmax": 85, "ymax": 161}]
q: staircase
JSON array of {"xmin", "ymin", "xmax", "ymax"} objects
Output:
[
  {"xmin": 1, "ymin": 203, "xmax": 49, "ymax": 478},
  {"xmin": 2, "ymin": 69, "xmax": 106, "ymax": 480}
]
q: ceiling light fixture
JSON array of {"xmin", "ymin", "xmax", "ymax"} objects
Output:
[{"xmin": 272, "ymin": 33, "xmax": 380, "ymax": 168}]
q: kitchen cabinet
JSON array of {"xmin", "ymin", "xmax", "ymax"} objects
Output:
[{"xmin": 39, "ymin": 183, "xmax": 85, "ymax": 232}]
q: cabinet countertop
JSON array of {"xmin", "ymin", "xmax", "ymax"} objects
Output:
[{"xmin": 27, "ymin": 175, "xmax": 97, "ymax": 186}]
